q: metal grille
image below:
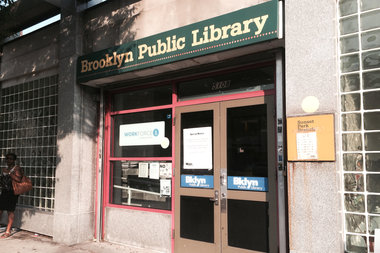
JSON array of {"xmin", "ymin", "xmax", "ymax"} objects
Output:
[
  {"xmin": 0, "ymin": 75, "xmax": 58, "ymax": 211},
  {"xmin": 338, "ymin": 0, "xmax": 380, "ymax": 252}
]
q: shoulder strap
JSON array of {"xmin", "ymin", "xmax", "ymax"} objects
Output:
[{"xmin": 9, "ymin": 166, "xmax": 17, "ymax": 174}]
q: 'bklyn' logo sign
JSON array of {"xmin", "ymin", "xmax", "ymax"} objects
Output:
[
  {"xmin": 228, "ymin": 176, "xmax": 268, "ymax": 191},
  {"xmin": 181, "ymin": 175, "xmax": 213, "ymax": 189}
]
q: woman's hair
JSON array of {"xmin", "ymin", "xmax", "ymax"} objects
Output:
[{"xmin": 6, "ymin": 153, "xmax": 17, "ymax": 160}]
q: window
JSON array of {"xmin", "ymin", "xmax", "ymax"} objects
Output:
[
  {"xmin": 108, "ymin": 85, "xmax": 173, "ymax": 210},
  {"xmin": 339, "ymin": 1, "xmax": 380, "ymax": 252},
  {"xmin": 0, "ymin": 75, "xmax": 58, "ymax": 211},
  {"xmin": 110, "ymin": 160, "xmax": 172, "ymax": 210},
  {"xmin": 177, "ymin": 66, "xmax": 274, "ymax": 100},
  {"xmin": 112, "ymin": 85, "xmax": 172, "ymax": 111},
  {"xmin": 112, "ymin": 109, "xmax": 172, "ymax": 158}
]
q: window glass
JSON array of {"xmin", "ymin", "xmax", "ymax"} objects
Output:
[
  {"xmin": 345, "ymin": 213, "xmax": 366, "ymax": 233},
  {"xmin": 180, "ymin": 110, "xmax": 214, "ymax": 176},
  {"xmin": 363, "ymin": 91, "xmax": 380, "ymax": 109},
  {"xmin": 227, "ymin": 104, "xmax": 268, "ymax": 178},
  {"xmin": 342, "ymin": 113, "xmax": 361, "ymax": 131},
  {"xmin": 343, "ymin": 153, "xmax": 363, "ymax": 171},
  {"xmin": 361, "ymin": 10, "xmax": 380, "ymax": 31},
  {"xmin": 368, "ymin": 195, "xmax": 380, "ymax": 213},
  {"xmin": 365, "ymin": 133, "xmax": 380, "ymax": 151},
  {"xmin": 110, "ymin": 161, "xmax": 172, "ymax": 210},
  {"xmin": 112, "ymin": 109, "xmax": 172, "ymax": 157},
  {"xmin": 112, "ymin": 85, "xmax": 172, "ymax": 111},
  {"xmin": 361, "ymin": 29, "xmax": 380, "ymax": 50},
  {"xmin": 340, "ymin": 16, "xmax": 358, "ymax": 35},
  {"xmin": 109, "ymin": 84, "xmax": 173, "ymax": 210},
  {"xmin": 346, "ymin": 234, "xmax": 367, "ymax": 252},
  {"xmin": 341, "ymin": 54, "xmax": 360, "ymax": 72},
  {"xmin": 363, "ymin": 70, "xmax": 380, "ymax": 90},
  {"xmin": 364, "ymin": 112, "xmax": 380, "ymax": 130},
  {"xmin": 228, "ymin": 200, "xmax": 268, "ymax": 251},
  {"xmin": 341, "ymin": 93, "xmax": 361, "ymax": 111},
  {"xmin": 369, "ymin": 216, "xmax": 380, "ymax": 235},
  {"xmin": 366, "ymin": 174, "xmax": 380, "ymax": 192},
  {"xmin": 339, "ymin": 0, "xmax": 357, "ymax": 16},
  {"xmin": 345, "ymin": 194, "xmax": 365, "ymax": 212},
  {"xmin": 345, "ymin": 173, "xmax": 364, "ymax": 192},
  {"xmin": 361, "ymin": 0, "xmax": 380, "ymax": 11},
  {"xmin": 180, "ymin": 196, "xmax": 214, "ymax": 242},
  {"xmin": 363, "ymin": 50, "xmax": 380, "ymax": 70},
  {"xmin": 340, "ymin": 0, "xmax": 380, "ymax": 250},
  {"xmin": 341, "ymin": 74, "xmax": 360, "ymax": 92},
  {"xmin": 0, "ymin": 76, "xmax": 58, "ymax": 211},
  {"xmin": 343, "ymin": 133, "xmax": 362, "ymax": 151},
  {"xmin": 177, "ymin": 66, "xmax": 274, "ymax": 100},
  {"xmin": 341, "ymin": 35, "xmax": 359, "ymax": 54},
  {"xmin": 366, "ymin": 153, "xmax": 380, "ymax": 172}
]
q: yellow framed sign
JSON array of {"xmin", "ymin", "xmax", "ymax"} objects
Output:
[{"xmin": 287, "ymin": 114, "xmax": 335, "ymax": 161}]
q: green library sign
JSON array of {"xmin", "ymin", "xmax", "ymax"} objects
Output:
[{"xmin": 77, "ymin": 0, "xmax": 278, "ymax": 82}]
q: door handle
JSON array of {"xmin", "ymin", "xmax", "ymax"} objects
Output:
[{"xmin": 210, "ymin": 190, "xmax": 219, "ymax": 205}]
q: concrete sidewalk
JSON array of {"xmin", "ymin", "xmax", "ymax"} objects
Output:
[{"xmin": 0, "ymin": 229, "xmax": 162, "ymax": 253}]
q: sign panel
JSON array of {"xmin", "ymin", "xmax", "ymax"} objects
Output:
[
  {"xmin": 296, "ymin": 132, "xmax": 318, "ymax": 160},
  {"xmin": 138, "ymin": 162, "xmax": 149, "ymax": 178},
  {"xmin": 183, "ymin": 127, "xmax": 213, "ymax": 169},
  {"xmin": 159, "ymin": 163, "xmax": 172, "ymax": 178},
  {"xmin": 181, "ymin": 175, "xmax": 214, "ymax": 189},
  {"xmin": 149, "ymin": 162, "xmax": 160, "ymax": 179},
  {"xmin": 77, "ymin": 1, "xmax": 278, "ymax": 82},
  {"xmin": 160, "ymin": 179, "xmax": 171, "ymax": 196},
  {"xmin": 287, "ymin": 114, "xmax": 335, "ymax": 161},
  {"xmin": 119, "ymin": 121, "xmax": 165, "ymax": 146},
  {"xmin": 227, "ymin": 176, "xmax": 268, "ymax": 191}
]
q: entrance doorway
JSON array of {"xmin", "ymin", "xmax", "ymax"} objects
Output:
[{"xmin": 174, "ymin": 96, "xmax": 278, "ymax": 253}]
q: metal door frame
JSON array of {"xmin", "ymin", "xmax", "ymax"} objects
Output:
[
  {"xmin": 174, "ymin": 102, "xmax": 221, "ymax": 253},
  {"xmin": 220, "ymin": 96, "xmax": 277, "ymax": 253},
  {"xmin": 174, "ymin": 96, "xmax": 279, "ymax": 253}
]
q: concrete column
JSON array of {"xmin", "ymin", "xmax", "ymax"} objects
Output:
[
  {"xmin": 285, "ymin": 1, "xmax": 342, "ymax": 253},
  {"xmin": 53, "ymin": 0, "xmax": 99, "ymax": 245}
]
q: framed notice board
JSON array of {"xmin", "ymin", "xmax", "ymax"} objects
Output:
[{"xmin": 287, "ymin": 114, "xmax": 335, "ymax": 161}]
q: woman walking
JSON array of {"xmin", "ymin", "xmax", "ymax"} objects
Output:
[{"xmin": 0, "ymin": 153, "xmax": 22, "ymax": 238}]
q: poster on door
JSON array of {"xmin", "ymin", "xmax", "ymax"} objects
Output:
[{"xmin": 183, "ymin": 127, "xmax": 212, "ymax": 170}]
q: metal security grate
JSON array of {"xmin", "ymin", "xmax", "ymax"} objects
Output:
[
  {"xmin": 0, "ymin": 75, "xmax": 58, "ymax": 211},
  {"xmin": 339, "ymin": 0, "xmax": 380, "ymax": 252}
]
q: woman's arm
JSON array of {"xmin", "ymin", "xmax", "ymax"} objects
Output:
[{"xmin": 9, "ymin": 166, "xmax": 23, "ymax": 183}]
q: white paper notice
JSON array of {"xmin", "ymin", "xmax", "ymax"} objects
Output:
[
  {"xmin": 138, "ymin": 163, "xmax": 149, "ymax": 178},
  {"xmin": 183, "ymin": 127, "xmax": 212, "ymax": 169},
  {"xmin": 149, "ymin": 162, "xmax": 160, "ymax": 179},
  {"xmin": 159, "ymin": 163, "xmax": 172, "ymax": 178},
  {"xmin": 297, "ymin": 132, "xmax": 318, "ymax": 160},
  {"xmin": 160, "ymin": 179, "xmax": 171, "ymax": 196}
]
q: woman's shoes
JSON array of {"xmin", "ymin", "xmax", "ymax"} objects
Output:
[{"xmin": 0, "ymin": 232, "xmax": 11, "ymax": 238}]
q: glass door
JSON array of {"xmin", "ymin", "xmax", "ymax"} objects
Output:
[
  {"xmin": 220, "ymin": 96, "xmax": 277, "ymax": 253},
  {"xmin": 174, "ymin": 102, "xmax": 221, "ymax": 253},
  {"xmin": 175, "ymin": 96, "xmax": 278, "ymax": 253}
]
